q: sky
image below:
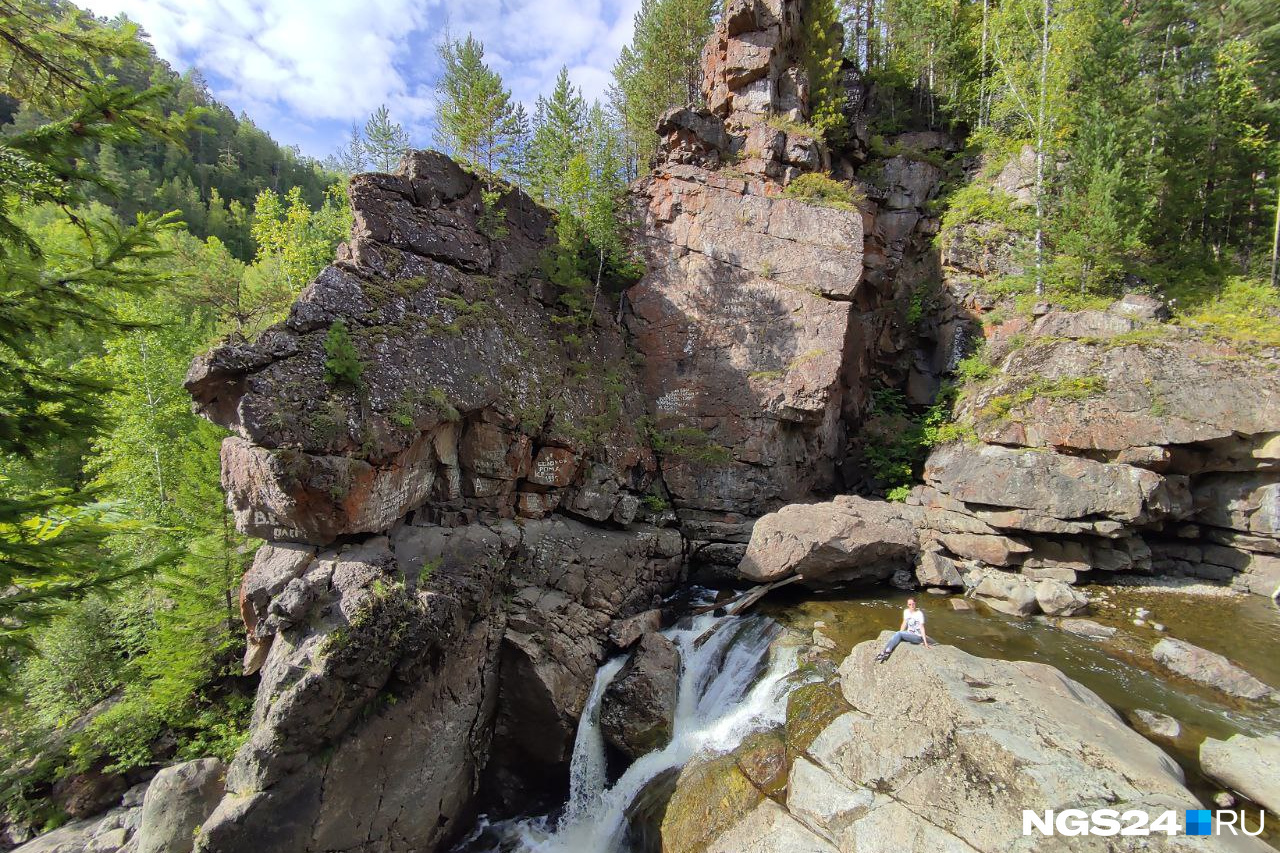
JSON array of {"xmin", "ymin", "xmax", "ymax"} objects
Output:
[{"xmin": 78, "ymin": 0, "xmax": 643, "ymax": 160}]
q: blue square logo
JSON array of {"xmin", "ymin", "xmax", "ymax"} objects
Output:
[{"xmin": 1186, "ymin": 809, "xmax": 1212, "ymax": 836}]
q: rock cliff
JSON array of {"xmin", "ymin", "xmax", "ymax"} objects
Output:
[{"xmin": 183, "ymin": 152, "xmax": 687, "ymax": 851}]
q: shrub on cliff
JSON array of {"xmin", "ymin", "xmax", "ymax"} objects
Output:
[
  {"xmin": 783, "ymin": 174, "xmax": 866, "ymax": 212},
  {"xmin": 323, "ymin": 319, "xmax": 364, "ymax": 388}
]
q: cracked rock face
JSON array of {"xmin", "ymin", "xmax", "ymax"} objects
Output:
[
  {"xmin": 626, "ymin": 165, "xmax": 866, "ymax": 516},
  {"xmin": 186, "ymin": 151, "xmax": 658, "ymax": 546},
  {"xmin": 703, "ymin": 0, "xmax": 807, "ymax": 131},
  {"xmin": 193, "ymin": 516, "xmax": 682, "ymax": 853},
  {"xmin": 912, "ymin": 295, "xmax": 1280, "ymax": 599}
]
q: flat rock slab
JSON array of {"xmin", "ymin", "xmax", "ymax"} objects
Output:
[
  {"xmin": 1152, "ymin": 638, "xmax": 1275, "ymax": 701},
  {"xmin": 1058, "ymin": 618, "xmax": 1117, "ymax": 640},
  {"xmin": 1200, "ymin": 734, "xmax": 1280, "ymax": 814}
]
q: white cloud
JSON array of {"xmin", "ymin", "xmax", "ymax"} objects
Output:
[{"xmin": 80, "ymin": 0, "xmax": 643, "ymax": 157}]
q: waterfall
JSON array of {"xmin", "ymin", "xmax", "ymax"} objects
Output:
[{"xmin": 464, "ymin": 611, "xmax": 796, "ymax": 853}]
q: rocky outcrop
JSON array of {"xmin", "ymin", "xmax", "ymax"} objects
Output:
[
  {"xmin": 907, "ymin": 293, "xmax": 1280, "ymax": 599},
  {"xmin": 627, "ymin": 164, "xmax": 865, "ymax": 517},
  {"xmin": 136, "ymin": 759, "xmax": 224, "ymax": 853},
  {"xmin": 599, "ymin": 632, "xmax": 681, "ymax": 760},
  {"xmin": 1200, "ymin": 734, "xmax": 1280, "ymax": 813},
  {"xmin": 663, "ymin": 637, "xmax": 1270, "ymax": 852},
  {"xmin": 736, "ymin": 496, "xmax": 918, "ymax": 584},
  {"xmin": 190, "ymin": 515, "xmax": 682, "ymax": 853},
  {"xmin": 182, "ymin": 151, "xmax": 691, "ymax": 852},
  {"xmin": 627, "ymin": 0, "xmax": 944, "ymax": 537},
  {"xmin": 1151, "ymin": 638, "xmax": 1275, "ymax": 701},
  {"xmin": 702, "ymin": 0, "xmax": 806, "ymax": 132},
  {"xmin": 186, "ymin": 151, "xmax": 659, "ymax": 545},
  {"xmin": 12, "ymin": 784, "xmax": 148, "ymax": 853}
]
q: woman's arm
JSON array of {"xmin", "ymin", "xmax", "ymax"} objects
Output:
[
  {"xmin": 920, "ymin": 625, "xmax": 931, "ymax": 648},
  {"xmin": 899, "ymin": 616, "xmax": 907, "ymax": 631}
]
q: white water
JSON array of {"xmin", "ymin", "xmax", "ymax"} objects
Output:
[{"xmin": 460, "ymin": 611, "xmax": 797, "ymax": 853}]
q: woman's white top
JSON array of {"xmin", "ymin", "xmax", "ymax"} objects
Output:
[{"xmin": 903, "ymin": 608, "xmax": 925, "ymax": 635}]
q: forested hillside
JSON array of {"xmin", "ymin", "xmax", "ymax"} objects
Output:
[
  {"xmin": 0, "ymin": 1, "xmax": 348, "ymax": 832},
  {"xmin": 0, "ymin": 0, "xmax": 1277, "ymax": 842}
]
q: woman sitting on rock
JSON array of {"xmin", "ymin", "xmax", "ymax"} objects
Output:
[{"xmin": 875, "ymin": 598, "xmax": 931, "ymax": 663}]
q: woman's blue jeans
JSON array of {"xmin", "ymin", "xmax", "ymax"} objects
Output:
[{"xmin": 883, "ymin": 631, "xmax": 923, "ymax": 655}]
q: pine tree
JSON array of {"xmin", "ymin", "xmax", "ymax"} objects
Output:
[
  {"xmin": 528, "ymin": 67, "xmax": 587, "ymax": 205},
  {"xmin": 0, "ymin": 2, "xmax": 196, "ymax": 666},
  {"xmin": 434, "ymin": 35, "xmax": 521, "ymax": 177},
  {"xmin": 502, "ymin": 103, "xmax": 531, "ymax": 182},
  {"xmin": 328, "ymin": 123, "xmax": 369, "ymax": 175},
  {"xmin": 363, "ymin": 105, "xmax": 411, "ymax": 173},
  {"xmin": 610, "ymin": 0, "xmax": 716, "ymax": 169},
  {"xmin": 803, "ymin": 0, "xmax": 847, "ymax": 139}
]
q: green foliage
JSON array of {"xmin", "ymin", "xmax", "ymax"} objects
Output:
[
  {"xmin": 858, "ymin": 384, "xmax": 967, "ymax": 496},
  {"xmin": 1173, "ymin": 275, "xmax": 1280, "ymax": 347},
  {"xmin": 243, "ymin": 182, "xmax": 351, "ymax": 335},
  {"xmin": 323, "ymin": 319, "xmax": 364, "ymax": 388},
  {"xmin": 611, "ymin": 0, "xmax": 716, "ymax": 170},
  {"xmin": 801, "ymin": 0, "xmax": 847, "ymax": 139},
  {"xmin": 642, "ymin": 493, "xmax": 671, "ymax": 512},
  {"xmin": 954, "ymin": 347, "xmax": 996, "ymax": 384},
  {"xmin": 360, "ymin": 105, "xmax": 411, "ymax": 173},
  {"xmin": 764, "ymin": 115, "xmax": 825, "ymax": 139},
  {"xmin": 527, "ymin": 67, "xmax": 588, "ymax": 206},
  {"xmin": 783, "ymin": 173, "xmax": 866, "ymax": 212},
  {"xmin": 478, "ymin": 187, "xmax": 509, "ymax": 240},
  {"xmin": 435, "ymin": 35, "xmax": 524, "ymax": 177},
  {"xmin": 643, "ymin": 421, "xmax": 733, "ymax": 465},
  {"xmin": 423, "ymin": 387, "xmax": 461, "ymax": 423},
  {"xmin": 939, "ymin": 183, "xmax": 1032, "ymax": 237},
  {"xmin": 981, "ymin": 375, "xmax": 1107, "ymax": 421}
]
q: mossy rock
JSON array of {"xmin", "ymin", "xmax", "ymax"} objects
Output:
[
  {"xmin": 785, "ymin": 681, "xmax": 852, "ymax": 757},
  {"xmin": 733, "ymin": 727, "xmax": 789, "ymax": 799},
  {"xmin": 660, "ymin": 752, "xmax": 764, "ymax": 853}
]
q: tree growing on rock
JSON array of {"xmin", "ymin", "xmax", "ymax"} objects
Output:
[
  {"xmin": 610, "ymin": 0, "xmax": 716, "ymax": 172},
  {"xmin": 362, "ymin": 105, "xmax": 412, "ymax": 173},
  {"xmin": 434, "ymin": 34, "xmax": 523, "ymax": 178},
  {"xmin": 803, "ymin": 0, "xmax": 848, "ymax": 139}
]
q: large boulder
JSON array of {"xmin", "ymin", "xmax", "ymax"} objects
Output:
[
  {"xmin": 737, "ymin": 497, "xmax": 919, "ymax": 584},
  {"xmin": 925, "ymin": 444, "xmax": 1188, "ymax": 527},
  {"xmin": 914, "ymin": 550, "xmax": 963, "ymax": 588},
  {"xmin": 136, "ymin": 758, "xmax": 225, "ymax": 853},
  {"xmin": 971, "ymin": 569, "xmax": 1039, "ymax": 616},
  {"xmin": 600, "ymin": 632, "xmax": 681, "ymax": 761},
  {"xmin": 1151, "ymin": 638, "xmax": 1275, "ymax": 701},
  {"xmin": 1200, "ymin": 734, "xmax": 1280, "ymax": 813},
  {"xmin": 1035, "ymin": 578, "xmax": 1089, "ymax": 616},
  {"xmin": 186, "ymin": 151, "xmax": 658, "ymax": 546}
]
